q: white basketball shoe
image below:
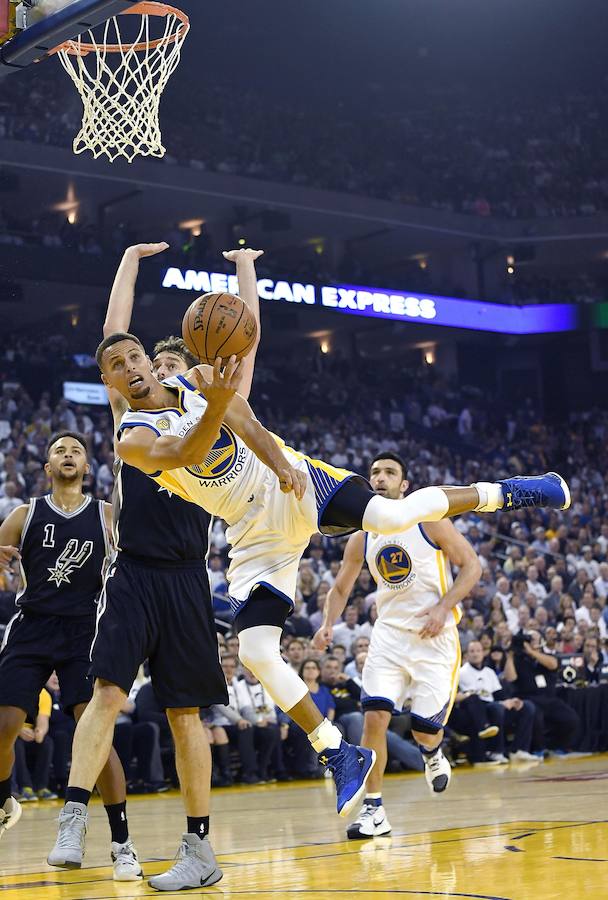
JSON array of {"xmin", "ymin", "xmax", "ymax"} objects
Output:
[
  {"xmin": 347, "ymin": 802, "xmax": 392, "ymax": 840},
  {"xmin": 424, "ymin": 747, "xmax": 452, "ymax": 793}
]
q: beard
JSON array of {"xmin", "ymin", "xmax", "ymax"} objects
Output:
[{"xmin": 54, "ymin": 467, "xmax": 82, "ymax": 483}]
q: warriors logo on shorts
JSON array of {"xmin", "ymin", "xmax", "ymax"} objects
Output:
[
  {"xmin": 375, "ymin": 544, "xmax": 413, "ymax": 585},
  {"xmin": 185, "ymin": 426, "xmax": 238, "ymax": 479}
]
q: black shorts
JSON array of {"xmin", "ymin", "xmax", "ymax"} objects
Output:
[
  {"xmin": 0, "ymin": 610, "xmax": 95, "ymax": 716},
  {"xmin": 90, "ymin": 555, "xmax": 227, "ymax": 710}
]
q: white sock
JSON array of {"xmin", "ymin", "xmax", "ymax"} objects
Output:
[
  {"xmin": 472, "ymin": 482, "xmax": 503, "ymax": 513},
  {"xmin": 309, "ymin": 718, "xmax": 343, "ymax": 752},
  {"xmin": 362, "ymin": 487, "xmax": 449, "ymax": 535}
]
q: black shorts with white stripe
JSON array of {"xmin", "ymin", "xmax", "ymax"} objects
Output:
[
  {"xmin": 0, "ymin": 610, "xmax": 95, "ymax": 716},
  {"xmin": 90, "ymin": 554, "xmax": 227, "ymax": 710}
]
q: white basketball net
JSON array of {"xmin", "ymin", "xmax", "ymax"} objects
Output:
[{"xmin": 56, "ymin": 5, "xmax": 189, "ymax": 163}]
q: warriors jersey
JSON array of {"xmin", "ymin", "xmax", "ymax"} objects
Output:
[
  {"xmin": 16, "ymin": 494, "xmax": 109, "ymax": 617},
  {"xmin": 118, "ymin": 374, "xmax": 300, "ymax": 526},
  {"xmin": 365, "ymin": 523, "xmax": 461, "ymax": 632},
  {"xmin": 112, "ymin": 458, "xmax": 211, "ymax": 562}
]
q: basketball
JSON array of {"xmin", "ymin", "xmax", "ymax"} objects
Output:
[{"xmin": 182, "ymin": 292, "xmax": 258, "ymax": 366}]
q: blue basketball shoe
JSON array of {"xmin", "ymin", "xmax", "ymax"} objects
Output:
[
  {"xmin": 498, "ymin": 472, "xmax": 570, "ymax": 511},
  {"xmin": 319, "ymin": 741, "xmax": 376, "ymax": 818}
]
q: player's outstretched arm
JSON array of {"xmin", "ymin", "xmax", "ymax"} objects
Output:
[
  {"xmin": 312, "ymin": 531, "xmax": 366, "ymax": 650},
  {"xmin": 222, "ymin": 248, "xmax": 264, "ymax": 401},
  {"xmin": 221, "ymin": 391, "xmax": 307, "ymax": 500},
  {"xmin": 414, "ymin": 519, "xmax": 482, "ymax": 639},
  {"xmin": 0, "ymin": 503, "xmax": 28, "ymax": 566},
  {"xmin": 119, "ymin": 357, "xmax": 242, "ymax": 473},
  {"xmin": 103, "ymin": 242, "xmax": 169, "ymax": 337}
]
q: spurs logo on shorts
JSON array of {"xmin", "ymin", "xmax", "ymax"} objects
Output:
[
  {"xmin": 375, "ymin": 544, "xmax": 414, "ymax": 588},
  {"xmin": 47, "ymin": 539, "xmax": 94, "ymax": 587}
]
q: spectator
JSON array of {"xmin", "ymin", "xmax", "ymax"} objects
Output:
[
  {"xmin": 583, "ymin": 637, "xmax": 605, "ymax": 684},
  {"xmin": 332, "ymin": 604, "xmax": 364, "ymax": 648},
  {"xmin": 281, "ymin": 659, "xmax": 334, "ymax": 779},
  {"xmin": 284, "ymin": 638, "xmax": 307, "ymax": 671},
  {"xmin": 0, "ymin": 481, "xmax": 23, "ymax": 522},
  {"xmin": 236, "ymin": 668, "xmax": 282, "ymax": 782},
  {"xmin": 209, "ymin": 655, "xmax": 261, "ymax": 784},
  {"xmin": 459, "ymin": 641, "xmax": 538, "ymax": 763},
  {"xmin": 504, "ymin": 630, "xmax": 580, "ymax": 752}
]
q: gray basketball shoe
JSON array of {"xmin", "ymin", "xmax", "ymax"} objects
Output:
[
  {"xmin": 148, "ymin": 833, "xmax": 222, "ymax": 891},
  {"xmin": 47, "ymin": 801, "xmax": 88, "ymax": 868}
]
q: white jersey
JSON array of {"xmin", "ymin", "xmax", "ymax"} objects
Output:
[
  {"xmin": 365, "ymin": 523, "xmax": 461, "ymax": 632},
  {"xmin": 118, "ymin": 374, "xmax": 268, "ymax": 525}
]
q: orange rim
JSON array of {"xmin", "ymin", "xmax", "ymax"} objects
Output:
[{"xmin": 51, "ymin": 1, "xmax": 189, "ymax": 56}]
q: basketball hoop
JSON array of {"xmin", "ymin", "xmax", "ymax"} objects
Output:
[{"xmin": 52, "ymin": 1, "xmax": 189, "ymax": 163}]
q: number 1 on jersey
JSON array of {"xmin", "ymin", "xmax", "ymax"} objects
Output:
[{"xmin": 43, "ymin": 524, "xmax": 56, "ymax": 548}]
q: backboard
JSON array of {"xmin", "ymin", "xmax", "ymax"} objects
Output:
[{"xmin": 0, "ymin": 0, "xmax": 139, "ymax": 76}]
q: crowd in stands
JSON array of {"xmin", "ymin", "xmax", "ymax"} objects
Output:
[
  {"xmin": 2, "ymin": 67, "xmax": 608, "ymax": 220},
  {"xmin": 1, "ymin": 337, "xmax": 608, "ymax": 796}
]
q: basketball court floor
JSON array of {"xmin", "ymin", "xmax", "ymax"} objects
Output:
[{"xmin": 1, "ymin": 754, "xmax": 606, "ymax": 900}]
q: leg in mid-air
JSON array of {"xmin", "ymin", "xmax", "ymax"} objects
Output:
[
  {"xmin": 320, "ymin": 472, "xmax": 571, "ymax": 537},
  {"xmin": 236, "ymin": 589, "xmax": 376, "ymax": 819}
]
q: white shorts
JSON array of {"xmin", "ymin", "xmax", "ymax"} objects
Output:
[
  {"xmin": 225, "ymin": 451, "xmax": 354, "ymax": 618},
  {"xmin": 361, "ymin": 622, "xmax": 461, "ymax": 729}
]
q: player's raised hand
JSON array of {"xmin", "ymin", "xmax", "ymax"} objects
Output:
[
  {"xmin": 0, "ymin": 545, "xmax": 20, "ymax": 568},
  {"xmin": 312, "ymin": 624, "xmax": 333, "ymax": 651},
  {"xmin": 222, "ymin": 248, "xmax": 264, "ymax": 264},
  {"xmin": 415, "ymin": 601, "xmax": 449, "ymax": 639},
  {"xmin": 277, "ymin": 464, "xmax": 307, "ymax": 500},
  {"xmin": 197, "ymin": 356, "xmax": 244, "ymax": 407},
  {"xmin": 126, "ymin": 242, "xmax": 169, "ymax": 259}
]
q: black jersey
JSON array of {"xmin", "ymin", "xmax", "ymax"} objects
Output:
[
  {"xmin": 17, "ymin": 495, "xmax": 109, "ymax": 618},
  {"xmin": 113, "ymin": 459, "xmax": 211, "ymax": 563}
]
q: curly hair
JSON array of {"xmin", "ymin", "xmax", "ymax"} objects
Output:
[{"xmin": 152, "ymin": 336, "xmax": 197, "ymax": 368}]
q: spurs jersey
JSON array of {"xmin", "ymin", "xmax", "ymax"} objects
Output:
[
  {"xmin": 118, "ymin": 373, "xmax": 305, "ymax": 527},
  {"xmin": 16, "ymin": 494, "xmax": 109, "ymax": 617},
  {"xmin": 365, "ymin": 523, "xmax": 461, "ymax": 632},
  {"xmin": 112, "ymin": 458, "xmax": 211, "ymax": 562}
]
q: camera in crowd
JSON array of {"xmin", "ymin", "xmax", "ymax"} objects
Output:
[{"xmin": 511, "ymin": 631, "xmax": 533, "ymax": 653}]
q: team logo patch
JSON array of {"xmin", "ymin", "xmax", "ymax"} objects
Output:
[
  {"xmin": 47, "ymin": 539, "xmax": 94, "ymax": 587},
  {"xmin": 186, "ymin": 425, "xmax": 238, "ymax": 479},
  {"xmin": 375, "ymin": 544, "xmax": 413, "ymax": 584},
  {"xmin": 156, "ymin": 418, "xmax": 171, "ymax": 431}
]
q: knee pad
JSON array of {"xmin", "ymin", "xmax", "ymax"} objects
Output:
[{"xmin": 238, "ymin": 625, "xmax": 308, "ymax": 713}]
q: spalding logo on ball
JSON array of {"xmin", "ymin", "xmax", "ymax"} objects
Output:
[{"xmin": 182, "ymin": 292, "xmax": 258, "ymax": 365}]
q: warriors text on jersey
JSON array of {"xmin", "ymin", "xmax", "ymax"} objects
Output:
[
  {"xmin": 365, "ymin": 523, "xmax": 461, "ymax": 631},
  {"xmin": 16, "ymin": 494, "xmax": 109, "ymax": 617},
  {"xmin": 117, "ymin": 374, "xmax": 351, "ymax": 528},
  {"xmin": 117, "ymin": 373, "xmax": 355, "ymax": 608},
  {"xmin": 112, "ymin": 458, "xmax": 211, "ymax": 562},
  {"xmin": 117, "ymin": 374, "xmax": 266, "ymax": 525}
]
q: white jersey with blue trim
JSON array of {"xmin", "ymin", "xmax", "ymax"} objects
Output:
[
  {"xmin": 365, "ymin": 523, "xmax": 460, "ymax": 632},
  {"xmin": 117, "ymin": 374, "xmax": 268, "ymax": 526}
]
